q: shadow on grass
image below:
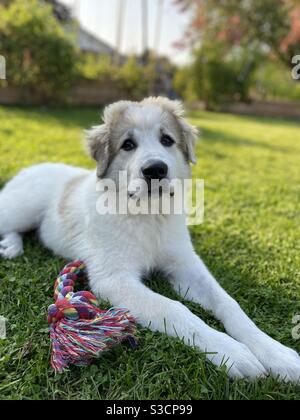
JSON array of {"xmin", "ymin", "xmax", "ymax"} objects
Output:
[
  {"xmin": 188, "ymin": 109, "xmax": 300, "ymax": 128},
  {"xmin": 199, "ymin": 126, "xmax": 296, "ymax": 154},
  {"xmin": 0, "ymin": 106, "xmax": 101, "ymax": 129}
]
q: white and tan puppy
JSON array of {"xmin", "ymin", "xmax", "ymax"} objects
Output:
[{"xmin": 0, "ymin": 97, "xmax": 300, "ymax": 382}]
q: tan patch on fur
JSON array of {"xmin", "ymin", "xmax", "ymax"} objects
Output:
[
  {"xmin": 59, "ymin": 175, "xmax": 87, "ymax": 217},
  {"xmin": 160, "ymin": 110, "xmax": 190, "ymax": 161}
]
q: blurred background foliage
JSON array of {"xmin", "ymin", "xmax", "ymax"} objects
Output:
[
  {"xmin": 0, "ymin": 0, "xmax": 299, "ymax": 107},
  {"xmin": 77, "ymin": 55, "xmax": 151, "ymax": 99},
  {"xmin": 174, "ymin": 0, "xmax": 300, "ymax": 107},
  {"xmin": 0, "ymin": 0, "xmax": 78, "ymax": 101}
]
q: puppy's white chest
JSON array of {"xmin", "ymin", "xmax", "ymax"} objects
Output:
[{"xmin": 95, "ymin": 214, "xmax": 170, "ymax": 271}]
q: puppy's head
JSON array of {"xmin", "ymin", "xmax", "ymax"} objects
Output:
[{"xmin": 86, "ymin": 97, "xmax": 199, "ymax": 198}]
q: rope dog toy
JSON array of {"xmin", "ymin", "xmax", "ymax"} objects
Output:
[{"xmin": 47, "ymin": 261, "xmax": 137, "ymax": 373}]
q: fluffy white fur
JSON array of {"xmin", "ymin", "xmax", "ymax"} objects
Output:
[{"xmin": 1, "ymin": 97, "xmax": 300, "ymax": 382}]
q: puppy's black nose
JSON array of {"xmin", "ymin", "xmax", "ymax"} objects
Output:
[{"xmin": 142, "ymin": 161, "xmax": 168, "ymax": 181}]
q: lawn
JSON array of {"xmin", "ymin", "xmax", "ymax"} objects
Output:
[{"xmin": 0, "ymin": 105, "xmax": 300, "ymax": 400}]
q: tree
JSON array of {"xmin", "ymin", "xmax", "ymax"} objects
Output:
[
  {"xmin": 0, "ymin": 0, "xmax": 78, "ymax": 101},
  {"xmin": 173, "ymin": 0, "xmax": 300, "ymax": 107},
  {"xmin": 174, "ymin": 0, "xmax": 300, "ymax": 66}
]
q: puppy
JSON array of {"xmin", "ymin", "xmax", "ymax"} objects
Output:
[{"xmin": 1, "ymin": 97, "xmax": 299, "ymax": 382}]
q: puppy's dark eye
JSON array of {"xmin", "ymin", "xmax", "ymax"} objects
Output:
[
  {"xmin": 161, "ymin": 134, "xmax": 175, "ymax": 147},
  {"xmin": 121, "ymin": 139, "xmax": 136, "ymax": 152}
]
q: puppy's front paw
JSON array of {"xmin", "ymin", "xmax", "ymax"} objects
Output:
[
  {"xmin": 250, "ymin": 336, "xmax": 300, "ymax": 383},
  {"xmin": 0, "ymin": 234, "xmax": 23, "ymax": 260},
  {"xmin": 207, "ymin": 333, "xmax": 267, "ymax": 381}
]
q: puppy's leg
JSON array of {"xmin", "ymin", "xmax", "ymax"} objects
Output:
[
  {"xmin": 88, "ymin": 264, "xmax": 266, "ymax": 380},
  {"xmin": 0, "ymin": 233, "xmax": 23, "ymax": 259},
  {"xmin": 167, "ymin": 248, "xmax": 300, "ymax": 383},
  {"xmin": 0, "ymin": 181, "xmax": 41, "ymax": 237},
  {"xmin": 0, "ymin": 188, "xmax": 25, "ymax": 259},
  {"xmin": 0, "ymin": 165, "xmax": 51, "ymax": 258}
]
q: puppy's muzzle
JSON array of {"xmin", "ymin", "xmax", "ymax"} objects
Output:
[
  {"xmin": 142, "ymin": 160, "xmax": 168, "ymax": 182},
  {"xmin": 141, "ymin": 160, "xmax": 169, "ymax": 194}
]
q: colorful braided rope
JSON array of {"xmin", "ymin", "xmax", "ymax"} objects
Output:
[{"xmin": 47, "ymin": 260, "xmax": 137, "ymax": 373}]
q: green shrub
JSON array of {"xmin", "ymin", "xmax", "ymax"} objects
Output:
[
  {"xmin": 173, "ymin": 66, "xmax": 198, "ymax": 103},
  {"xmin": 77, "ymin": 54, "xmax": 116, "ymax": 82},
  {"xmin": 78, "ymin": 54, "xmax": 150, "ymax": 99},
  {"xmin": 253, "ymin": 60, "xmax": 300, "ymax": 101},
  {"xmin": 191, "ymin": 45, "xmax": 256, "ymax": 109},
  {"xmin": 116, "ymin": 57, "xmax": 150, "ymax": 98},
  {"xmin": 0, "ymin": 0, "xmax": 78, "ymax": 101}
]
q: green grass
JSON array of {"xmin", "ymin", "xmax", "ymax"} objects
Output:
[{"xmin": 0, "ymin": 106, "xmax": 300, "ymax": 400}]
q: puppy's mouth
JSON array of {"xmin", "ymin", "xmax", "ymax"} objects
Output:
[
  {"xmin": 147, "ymin": 187, "xmax": 174, "ymax": 197},
  {"xmin": 128, "ymin": 184, "xmax": 174, "ymax": 199},
  {"xmin": 127, "ymin": 176, "xmax": 175, "ymax": 199},
  {"xmin": 147, "ymin": 187, "xmax": 163, "ymax": 197}
]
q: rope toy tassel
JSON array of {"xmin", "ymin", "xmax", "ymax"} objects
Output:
[{"xmin": 47, "ymin": 261, "xmax": 137, "ymax": 373}]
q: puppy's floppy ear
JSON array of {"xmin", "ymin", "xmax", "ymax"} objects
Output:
[
  {"xmin": 86, "ymin": 100, "xmax": 133, "ymax": 177},
  {"xmin": 165, "ymin": 99, "xmax": 199, "ymax": 165},
  {"xmin": 86, "ymin": 124, "xmax": 110, "ymax": 178},
  {"xmin": 177, "ymin": 114, "xmax": 199, "ymax": 165},
  {"xmin": 143, "ymin": 97, "xmax": 199, "ymax": 164}
]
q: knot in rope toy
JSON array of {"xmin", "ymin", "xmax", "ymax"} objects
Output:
[{"xmin": 47, "ymin": 261, "xmax": 137, "ymax": 373}]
